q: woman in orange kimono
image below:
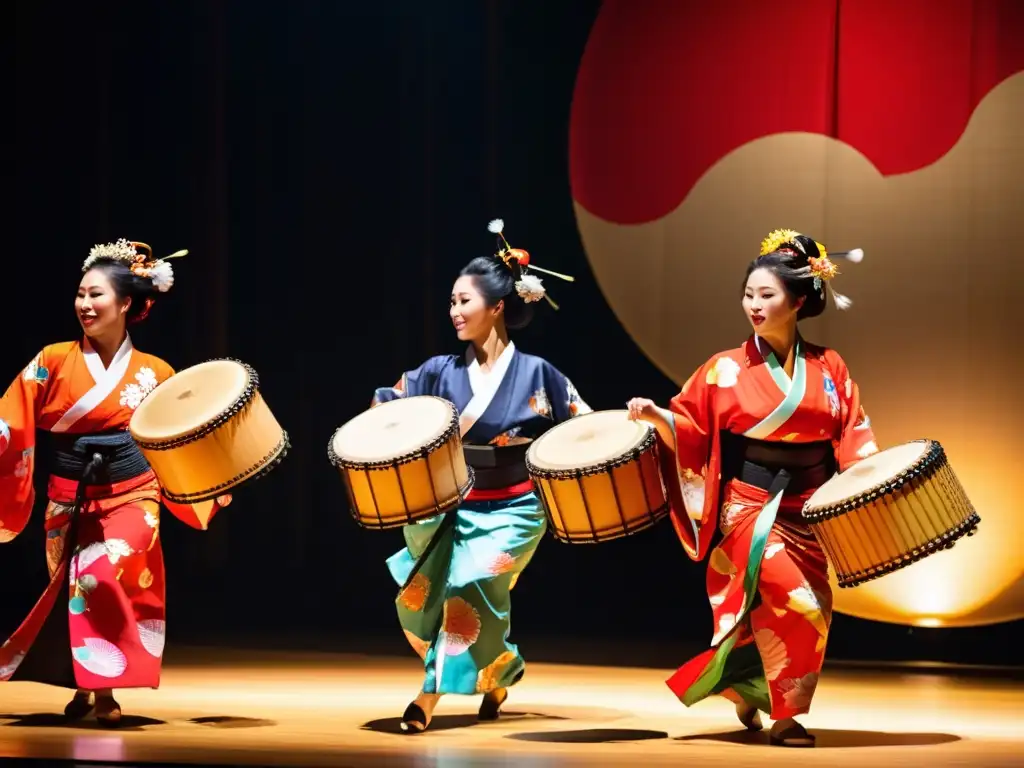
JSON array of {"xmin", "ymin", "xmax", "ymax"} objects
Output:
[
  {"xmin": 628, "ymin": 230, "xmax": 877, "ymax": 747},
  {"xmin": 0, "ymin": 239, "xmax": 228, "ymax": 726}
]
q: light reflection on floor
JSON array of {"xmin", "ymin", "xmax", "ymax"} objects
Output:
[{"xmin": 1, "ymin": 648, "xmax": 1021, "ymax": 767}]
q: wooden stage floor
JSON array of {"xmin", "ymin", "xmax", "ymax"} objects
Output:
[{"xmin": 1, "ymin": 647, "xmax": 1021, "ymax": 767}]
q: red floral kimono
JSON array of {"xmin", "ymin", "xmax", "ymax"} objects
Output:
[
  {"xmin": 0, "ymin": 336, "xmax": 223, "ymax": 690},
  {"xmin": 658, "ymin": 336, "xmax": 878, "ymax": 720}
]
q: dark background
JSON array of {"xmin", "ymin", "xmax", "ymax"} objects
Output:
[{"xmin": 6, "ymin": 0, "xmax": 1020, "ymax": 668}]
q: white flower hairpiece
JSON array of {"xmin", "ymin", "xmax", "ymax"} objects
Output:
[
  {"xmin": 83, "ymin": 238, "xmax": 138, "ymax": 271},
  {"xmin": 147, "ymin": 260, "xmax": 175, "ymax": 293},
  {"xmin": 82, "ymin": 240, "xmax": 186, "ymax": 294},
  {"xmin": 486, "ymin": 217, "xmax": 575, "ymax": 311},
  {"xmin": 515, "ymin": 274, "xmax": 546, "ymax": 303}
]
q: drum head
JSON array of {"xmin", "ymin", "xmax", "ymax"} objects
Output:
[
  {"xmin": 805, "ymin": 441, "xmax": 929, "ymax": 509},
  {"xmin": 332, "ymin": 396, "xmax": 454, "ymax": 463},
  {"xmin": 130, "ymin": 359, "xmax": 249, "ymax": 441},
  {"xmin": 528, "ymin": 410, "xmax": 651, "ymax": 471}
]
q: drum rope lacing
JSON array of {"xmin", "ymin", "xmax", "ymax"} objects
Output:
[
  {"xmin": 161, "ymin": 433, "xmax": 290, "ymax": 504},
  {"xmin": 802, "ymin": 439, "xmax": 980, "ymax": 588},
  {"xmin": 524, "ymin": 427, "xmax": 661, "ymax": 480},
  {"xmin": 327, "ymin": 396, "xmax": 462, "ymax": 470},
  {"xmin": 528, "ymin": 424, "xmax": 671, "ymax": 544},
  {"xmin": 133, "ymin": 359, "xmax": 266, "ymax": 449},
  {"xmin": 328, "ymin": 398, "xmax": 475, "ymax": 530},
  {"xmin": 802, "ymin": 440, "xmax": 972, "ymax": 521}
]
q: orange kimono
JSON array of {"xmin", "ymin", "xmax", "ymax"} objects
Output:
[
  {"xmin": 659, "ymin": 336, "xmax": 878, "ymax": 720},
  {"xmin": 0, "ymin": 336, "xmax": 223, "ymax": 689}
]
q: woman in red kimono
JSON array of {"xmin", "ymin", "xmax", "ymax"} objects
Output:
[
  {"xmin": 628, "ymin": 229, "xmax": 877, "ymax": 748},
  {"xmin": 0, "ymin": 239, "xmax": 228, "ymax": 726}
]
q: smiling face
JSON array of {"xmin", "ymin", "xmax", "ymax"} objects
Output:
[
  {"xmin": 450, "ymin": 275, "xmax": 502, "ymax": 343},
  {"xmin": 742, "ymin": 266, "xmax": 803, "ymax": 338},
  {"xmin": 75, "ymin": 267, "xmax": 130, "ymax": 339}
]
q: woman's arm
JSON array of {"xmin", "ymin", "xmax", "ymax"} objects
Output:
[
  {"xmin": 626, "ymin": 398, "xmax": 676, "ymax": 448},
  {"xmin": 0, "ymin": 347, "xmax": 54, "ymax": 541},
  {"xmin": 627, "ymin": 357, "xmax": 718, "ymax": 553}
]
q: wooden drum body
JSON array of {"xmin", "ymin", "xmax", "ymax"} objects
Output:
[
  {"xmin": 129, "ymin": 359, "xmax": 289, "ymax": 503},
  {"xmin": 526, "ymin": 410, "xmax": 669, "ymax": 543},
  {"xmin": 802, "ymin": 439, "xmax": 980, "ymax": 588},
  {"xmin": 329, "ymin": 396, "xmax": 474, "ymax": 530}
]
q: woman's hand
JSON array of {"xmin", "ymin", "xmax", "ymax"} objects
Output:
[
  {"xmin": 627, "ymin": 397, "xmax": 675, "ymax": 446},
  {"xmin": 627, "ymin": 397, "xmax": 659, "ymax": 422}
]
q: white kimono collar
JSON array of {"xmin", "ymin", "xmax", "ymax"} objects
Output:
[
  {"xmin": 459, "ymin": 341, "xmax": 516, "ymax": 437},
  {"xmin": 51, "ymin": 334, "xmax": 134, "ymax": 433}
]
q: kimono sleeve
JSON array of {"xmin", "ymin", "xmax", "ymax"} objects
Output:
[
  {"xmin": 543, "ymin": 362, "xmax": 593, "ymax": 423},
  {"xmin": 148, "ymin": 359, "xmax": 231, "ymax": 532},
  {"xmin": 660, "ymin": 358, "xmax": 719, "ymax": 562},
  {"xmin": 824, "ymin": 350, "xmax": 879, "ymax": 471},
  {"xmin": 370, "ymin": 356, "xmax": 453, "ymax": 407},
  {"xmin": 0, "ymin": 348, "xmax": 54, "ymax": 542}
]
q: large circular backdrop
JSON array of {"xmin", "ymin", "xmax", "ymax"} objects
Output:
[{"xmin": 570, "ymin": 0, "xmax": 1024, "ymax": 628}]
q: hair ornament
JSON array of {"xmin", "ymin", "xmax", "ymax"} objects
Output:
[
  {"xmin": 759, "ymin": 228, "xmax": 864, "ymax": 311},
  {"xmin": 83, "ymin": 239, "xmax": 187, "ymax": 294},
  {"xmin": 132, "ymin": 296, "xmax": 156, "ymax": 324},
  {"xmin": 760, "ymin": 229, "xmax": 802, "ymax": 257},
  {"xmin": 487, "ymin": 219, "xmax": 574, "ymax": 310}
]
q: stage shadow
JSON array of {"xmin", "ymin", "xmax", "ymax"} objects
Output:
[
  {"xmin": 189, "ymin": 715, "xmax": 277, "ymax": 728},
  {"xmin": 508, "ymin": 728, "xmax": 669, "ymax": 744},
  {"xmin": 0, "ymin": 712, "xmax": 165, "ymax": 730},
  {"xmin": 677, "ymin": 728, "xmax": 962, "ymax": 749},
  {"xmin": 363, "ymin": 710, "xmax": 564, "ymax": 735}
]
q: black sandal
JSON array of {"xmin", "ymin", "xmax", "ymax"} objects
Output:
[
  {"xmin": 63, "ymin": 691, "xmax": 94, "ymax": 721},
  {"xmin": 769, "ymin": 721, "xmax": 815, "ymax": 747},
  {"xmin": 478, "ymin": 688, "xmax": 508, "ymax": 721},
  {"xmin": 399, "ymin": 702, "xmax": 430, "ymax": 734}
]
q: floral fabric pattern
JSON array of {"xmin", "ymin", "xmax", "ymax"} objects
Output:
[
  {"xmin": 370, "ymin": 346, "xmax": 589, "ymax": 695},
  {"xmin": 661, "ymin": 338, "xmax": 878, "ymax": 720},
  {"xmin": 0, "ymin": 339, "xmax": 221, "ymax": 692},
  {"xmin": 0, "ymin": 487, "xmax": 167, "ymax": 689},
  {"xmin": 668, "ymin": 482, "xmax": 834, "ymax": 719},
  {"xmin": 705, "ymin": 356, "xmax": 741, "ymax": 388},
  {"xmin": 388, "ymin": 493, "xmax": 545, "ymax": 695},
  {"xmin": 22, "ymin": 354, "xmax": 48, "ymax": 384},
  {"xmin": 119, "ymin": 366, "xmax": 159, "ymax": 410},
  {"xmin": 529, "ymin": 388, "xmax": 551, "ymax": 418}
]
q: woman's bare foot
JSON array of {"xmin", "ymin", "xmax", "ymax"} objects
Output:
[
  {"xmin": 769, "ymin": 717, "xmax": 815, "ymax": 747},
  {"xmin": 735, "ymin": 700, "xmax": 763, "ymax": 731},
  {"xmin": 400, "ymin": 692, "xmax": 441, "ymax": 734},
  {"xmin": 63, "ymin": 689, "xmax": 94, "ymax": 720}
]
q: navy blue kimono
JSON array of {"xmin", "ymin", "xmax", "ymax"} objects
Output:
[{"xmin": 372, "ymin": 342, "xmax": 590, "ymax": 695}]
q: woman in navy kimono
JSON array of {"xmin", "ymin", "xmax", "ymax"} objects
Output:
[{"xmin": 371, "ymin": 223, "xmax": 590, "ymax": 733}]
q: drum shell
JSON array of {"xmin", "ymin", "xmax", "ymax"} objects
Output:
[
  {"xmin": 529, "ymin": 425, "xmax": 669, "ymax": 543},
  {"xmin": 802, "ymin": 440, "xmax": 980, "ymax": 588},
  {"xmin": 134, "ymin": 390, "xmax": 287, "ymax": 503},
  {"xmin": 335, "ymin": 435, "xmax": 471, "ymax": 530}
]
